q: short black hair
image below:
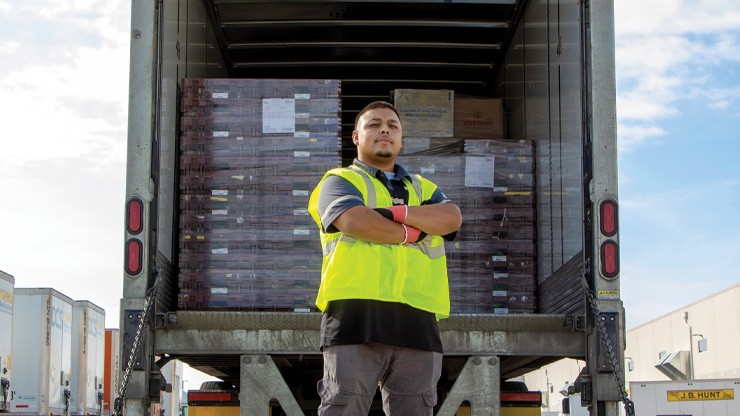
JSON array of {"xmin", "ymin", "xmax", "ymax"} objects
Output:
[{"xmin": 354, "ymin": 101, "xmax": 401, "ymax": 130}]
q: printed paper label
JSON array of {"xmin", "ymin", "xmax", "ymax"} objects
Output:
[
  {"xmin": 262, "ymin": 98, "xmax": 295, "ymax": 133},
  {"xmin": 465, "ymin": 156, "xmax": 495, "ymax": 188}
]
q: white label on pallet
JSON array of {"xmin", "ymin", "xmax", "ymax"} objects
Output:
[
  {"xmin": 212, "ymin": 209, "xmax": 227, "ymax": 216},
  {"xmin": 212, "ymin": 190, "xmax": 228, "ymax": 196},
  {"xmin": 465, "ymin": 156, "xmax": 495, "ymax": 188},
  {"xmin": 211, "ymin": 288, "xmax": 228, "ymax": 294},
  {"xmin": 295, "ymin": 93, "xmax": 311, "ymax": 99},
  {"xmin": 213, "ymin": 131, "xmax": 229, "ymax": 138},
  {"xmin": 294, "ymin": 229, "xmax": 310, "ymax": 236},
  {"xmin": 295, "ymin": 112, "xmax": 310, "ymax": 119},
  {"xmin": 212, "ymin": 248, "xmax": 228, "ymax": 254},
  {"xmin": 212, "ymin": 92, "xmax": 229, "ymax": 99},
  {"xmin": 294, "ymin": 131, "xmax": 310, "ymax": 138},
  {"xmin": 492, "ymin": 290, "xmax": 508, "ymax": 297},
  {"xmin": 294, "ymin": 151, "xmax": 311, "ymax": 158},
  {"xmin": 493, "ymin": 273, "xmax": 509, "ymax": 279},
  {"xmin": 293, "ymin": 190, "xmax": 309, "ymax": 197},
  {"xmin": 293, "ymin": 209, "xmax": 309, "ymax": 216},
  {"xmin": 492, "ymin": 255, "xmax": 507, "ymax": 262},
  {"xmin": 263, "ymin": 98, "xmax": 295, "ymax": 133}
]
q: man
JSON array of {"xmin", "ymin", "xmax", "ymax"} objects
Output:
[{"xmin": 308, "ymin": 101, "xmax": 463, "ymax": 415}]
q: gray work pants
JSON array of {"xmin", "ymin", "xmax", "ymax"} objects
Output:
[{"xmin": 317, "ymin": 343, "xmax": 443, "ymax": 415}]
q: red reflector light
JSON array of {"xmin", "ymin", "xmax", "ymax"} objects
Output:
[
  {"xmin": 126, "ymin": 198, "xmax": 144, "ymax": 234},
  {"xmin": 125, "ymin": 239, "xmax": 143, "ymax": 275},
  {"xmin": 600, "ymin": 199, "xmax": 618, "ymax": 237},
  {"xmin": 601, "ymin": 240, "xmax": 619, "ymax": 278}
]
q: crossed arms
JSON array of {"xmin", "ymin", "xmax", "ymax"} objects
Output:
[{"xmin": 332, "ymin": 203, "xmax": 462, "ymax": 244}]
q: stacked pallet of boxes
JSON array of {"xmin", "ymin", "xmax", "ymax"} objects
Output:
[
  {"xmin": 395, "ymin": 90, "xmax": 536, "ymax": 314},
  {"xmin": 178, "ymin": 79, "xmax": 341, "ymax": 310}
]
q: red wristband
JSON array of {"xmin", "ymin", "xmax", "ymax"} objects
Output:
[
  {"xmin": 402, "ymin": 224, "xmax": 422, "ymax": 244},
  {"xmin": 388, "ymin": 205, "xmax": 408, "ymax": 223}
]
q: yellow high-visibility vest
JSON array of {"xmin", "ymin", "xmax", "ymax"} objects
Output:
[{"xmin": 308, "ymin": 165, "xmax": 450, "ymax": 319}]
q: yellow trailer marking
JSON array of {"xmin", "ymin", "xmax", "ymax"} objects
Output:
[{"xmin": 667, "ymin": 389, "xmax": 734, "ymax": 401}]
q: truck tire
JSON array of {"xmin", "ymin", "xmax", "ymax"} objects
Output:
[{"xmin": 200, "ymin": 381, "xmax": 236, "ymax": 390}]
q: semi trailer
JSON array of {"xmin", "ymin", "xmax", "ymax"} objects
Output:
[{"xmin": 120, "ymin": 0, "xmax": 627, "ymax": 415}]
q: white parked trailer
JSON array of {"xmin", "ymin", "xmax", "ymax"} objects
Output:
[
  {"xmin": 11, "ymin": 288, "xmax": 74, "ymax": 415},
  {"xmin": 0, "ymin": 270, "xmax": 14, "ymax": 412},
  {"xmin": 71, "ymin": 300, "xmax": 106, "ymax": 416}
]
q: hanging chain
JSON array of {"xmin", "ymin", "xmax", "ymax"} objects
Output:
[
  {"xmin": 581, "ymin": 274, "xmax": 635, "ymax": 416},
  {"xmin": 113, "ymin": 274, "xmax": 160, "ymax": 416}
]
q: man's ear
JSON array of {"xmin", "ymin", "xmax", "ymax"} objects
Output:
[{"xmin": 352, "ymin": 131, "xmax": 359, "ymax": 145}]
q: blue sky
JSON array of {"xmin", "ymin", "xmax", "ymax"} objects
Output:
[
  {"xmin": 614, "ymin": 0, "xmax": 740, "ymax": 329},
  {"xmin": 0, "ymin": 0, "xmax": 739, "ymax": 389}
]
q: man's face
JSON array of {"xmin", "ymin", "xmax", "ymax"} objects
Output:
[{"xmin": 353, "ymin": 107, "xmax": 403, "ymax": 168}]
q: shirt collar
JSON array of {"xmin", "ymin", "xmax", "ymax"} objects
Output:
[{"xmin": 352, "ymin": 158, "xmax": 411, "ymax": 181}]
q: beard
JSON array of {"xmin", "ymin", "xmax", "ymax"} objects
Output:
[{"xmin": 375, "ymin": 150, "xmax": 393, "ymax": 158}]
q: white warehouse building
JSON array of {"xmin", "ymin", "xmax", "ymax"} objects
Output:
[{"xmin": 521, "ymin": 283, "xmax": 740, "ymax": 414}]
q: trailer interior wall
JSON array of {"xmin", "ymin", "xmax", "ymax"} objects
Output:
[
  {"xmin": 148, "ymin": 0, "xmax": 228, "ymax": 313},
  {"xmin": 147, "ymin": 0, "xmax": 586, "ymax": 314},
  {"xmin": 496, "ymin": 0, "xmax": 585, "ymax": 314}
]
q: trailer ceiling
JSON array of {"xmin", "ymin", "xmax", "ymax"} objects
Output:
[{"xmin": 204, "ymin": 0, "xmax": 524, "ymax": 100}]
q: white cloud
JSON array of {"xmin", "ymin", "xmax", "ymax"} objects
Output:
[
  {"xmin": 617, "ymin": 124, "xmax": 665, "ymax": 152},
  {"xmin": 614, "ymin": 1, "xmax": 740, "ymax": 151},
  {"xmin": 615, "ymin": 0, "xmax": 740, "ymax": 35},
  {"xmin": 0, "ymin": 0, "xmax": 129, "ymax": 169},
  {"xmin": 0, "ymin": 41, "xmax": 19, "ymax": 54}
]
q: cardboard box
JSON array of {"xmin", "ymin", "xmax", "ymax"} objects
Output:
[
  {"xmin": 454, "ymin": 97, "xmax": 506, "ymax": 140},
  {"xmin": 393, "ymin": 89, "xmax": 454, "ymax": 137}
]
